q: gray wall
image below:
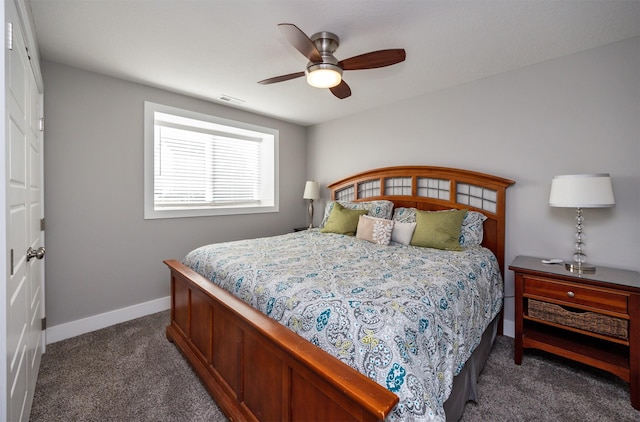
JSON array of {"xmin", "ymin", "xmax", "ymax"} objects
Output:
[
  {"xmin": 307, "ymin": 37, "xmax": 640, "ymax": 330},
  {"xmin": 42, "ymin": 61, "xmax": 307, "ymax": 327}
]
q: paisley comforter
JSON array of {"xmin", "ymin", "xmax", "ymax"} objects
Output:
[{"xmin": 183, "ymin": 229, "xmax": 503, "ymax": 421}]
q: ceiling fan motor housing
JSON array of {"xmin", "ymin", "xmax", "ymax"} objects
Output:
[
  {"xmin": 305, "ymin": 31, "xmax": 342, "ymax": 83},
  {"xmin": 310, "ymin": 31, "xmax": 340, "ymax": 56},
  {"xmin": 306, "ymin": 31, "xmax": 341, "ymax": 78}
]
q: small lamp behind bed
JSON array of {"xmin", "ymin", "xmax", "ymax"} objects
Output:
[{"xmin": 303, "ymin": 181, "xmax": 320, "ymax": 229}]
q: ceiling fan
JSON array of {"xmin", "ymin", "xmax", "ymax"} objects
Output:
[{"xmin": 258, "ymin": 23, "xmax": 406, "ymax": 99}]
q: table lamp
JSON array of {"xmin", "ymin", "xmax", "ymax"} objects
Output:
[
  {"xmin": 303, "ymin": 181, "xmax": 320, "ymax": 229},
  {"xmin": 549, "ymin": 173, "xmax": 615, "ymax": 273}
]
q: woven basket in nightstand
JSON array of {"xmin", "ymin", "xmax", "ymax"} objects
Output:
[{"xmin": 528, "ymin": 299, "xmax": 629, "ymax": 340}]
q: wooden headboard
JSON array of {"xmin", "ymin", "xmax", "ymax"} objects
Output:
[{"xmin": 327, "ymin": 166, "xmax": 515, "ymax": 274}]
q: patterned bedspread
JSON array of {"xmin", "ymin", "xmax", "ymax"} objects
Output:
[{"xmin": 183, "ymin": 229, "xmax": 503, "ymax": 421}]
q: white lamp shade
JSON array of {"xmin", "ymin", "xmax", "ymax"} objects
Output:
[
  {"xmin": 303, "ymin": 181, "xmax": 320, "ymax": 200},
  {"xmin": 549, "ymin": 174, "xmax": 615, "ymax": 208}
]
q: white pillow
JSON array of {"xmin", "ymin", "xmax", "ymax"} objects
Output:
[{"xmin": 391, "ymin": 221, "xmax": 417, "ymax": 245}]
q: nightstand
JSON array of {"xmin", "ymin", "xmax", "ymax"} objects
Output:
[{"xmin": 510, "ymin": 255, "xmax": 640, "ymax": 410}]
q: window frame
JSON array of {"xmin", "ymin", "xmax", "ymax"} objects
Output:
[{"xmin": 144, "ymin": 101, "xmax": 279, "ymax": 219}]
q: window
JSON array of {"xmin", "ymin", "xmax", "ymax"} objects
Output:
[{"xmin": 144, "ymin": 102, "xmax": 278, "ymax": 219}]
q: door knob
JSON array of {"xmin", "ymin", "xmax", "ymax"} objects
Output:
[{"xmin": 26, "ymin": 246, "xmax": 45, "ymax": 262}]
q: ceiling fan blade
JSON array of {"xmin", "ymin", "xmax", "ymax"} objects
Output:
[
  {"xmin": 330, "ymin": 80, "xmax": 351, "ymax": 99},
  {"xmin": 258, "ymin": 71, "xmax": 305, "ymax": 85},
  {"xmin": 278, "ymin": 23, "xmax": 322, "ymax": 63},
  {"xmin": 339, "ymin": 49, "xmax": 406, "ymax": 71}
]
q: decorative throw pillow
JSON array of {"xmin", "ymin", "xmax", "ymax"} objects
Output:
[
  {"xmin": 391, "ymin": 221, "xmax": 417, "ymax": 245},
  {"xmin": 356, "ymin": 215, "xmax": 394, "ymax": 245},
  {"xmin": 320, "ymin": 202, "xmax": 368, "ymax": 236},
  {"xmin": 410, "ymin": 209, "xmax": 467, "ymax": 251},
  {"xmin": 392, "ymin": 207, "xmax": 417, "ymax": 224},
  {"xmin": 394, "ymin": 207, "xmax": 487, "ymax": 247},
  {"xmin": 460, "ymin": 211, "xmax": 488, "ymax": 247},
  {"xmin": 320, "ymin": 200, "xmax": 394, "ymax": 227}
]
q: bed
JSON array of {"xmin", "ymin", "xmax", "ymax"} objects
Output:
[{"xmin": 165, "ymin": 165, "xmax": 514, "ymax": 421}]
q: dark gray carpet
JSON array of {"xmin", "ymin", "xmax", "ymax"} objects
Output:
[
  {"xmin": 30, "ymin": 311, "xmax": 225, "ymax": 422},
  {"xmin": 461, "ymin": 340, "xmax": 639, "ymax": 422},
  {"xmin": 30, "ymin": 311, "xmax": 640, "ymax": 421}
]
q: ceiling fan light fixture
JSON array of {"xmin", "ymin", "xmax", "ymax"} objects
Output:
[
  {"xmin": 259, "ymin": 24, "xmax": 405, "ymax": 99},
  {"xmin": 306, "ymin": 63, "xmax": 342, "ymax": 88}
]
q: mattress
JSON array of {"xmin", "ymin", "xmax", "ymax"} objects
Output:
[{"xmin": 182, "ymin": 229, "xmax": 503, "ymax": 421}]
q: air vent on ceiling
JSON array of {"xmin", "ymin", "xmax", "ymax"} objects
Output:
[{"xmin": 218, "ymin": 95, "xmax": 246, "ymax": 105}]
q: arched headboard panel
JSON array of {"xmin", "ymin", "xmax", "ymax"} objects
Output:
[{"xmin": 327, "ymin": 166, "xmax": 515, "ymax": 274}]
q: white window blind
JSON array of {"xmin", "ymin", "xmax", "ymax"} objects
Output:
[{"xmin": 144, "ymin": 102, "xmax": 278, "ymax": 219}]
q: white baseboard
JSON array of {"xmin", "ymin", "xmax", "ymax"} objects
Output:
[
  {"xmin": 503, "ymin": 318, "xmax": 515, "ymax": 338},
  {"xmin": 45, "ymin": 296, "xmax": 171, "ymax": 344}
]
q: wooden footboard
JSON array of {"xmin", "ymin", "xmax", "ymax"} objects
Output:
[{"xmin": 164, "ymin": 259, "xmax": 399, "ymax": 422}]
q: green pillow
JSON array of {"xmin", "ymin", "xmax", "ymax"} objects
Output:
[
  {"xmin": 410, "ymin": 209, "xmax": 467, "ymax": 251},
  {"xmin": 320, "ymin": 202, "xmax": 368, "ymax": 236}
]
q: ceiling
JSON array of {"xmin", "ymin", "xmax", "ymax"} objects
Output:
[{"xmin": 27, "ymin": 0, "xmax": 639, "ymax": 127}]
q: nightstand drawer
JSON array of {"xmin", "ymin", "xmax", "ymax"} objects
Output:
[{"xmin": 524, "ymin": 276, "xmax": 628, "ymax": 314}]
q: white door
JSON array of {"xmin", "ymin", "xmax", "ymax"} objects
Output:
[{"xmin": 5, "ymin": 2, "xmax": 45, "ymax": 420}]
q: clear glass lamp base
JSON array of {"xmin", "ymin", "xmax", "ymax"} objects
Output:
[{"xmin": 566, "ymin": 208, "xmax": 596, "ymax": 274}]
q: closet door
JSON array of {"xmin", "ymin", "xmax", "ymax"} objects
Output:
[{"xmin": 5, "ymin": 1, "xmax": 45, "ymax": 420}]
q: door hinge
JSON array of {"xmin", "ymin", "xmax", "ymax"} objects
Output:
[
  {"xmin": 40, "ymin": 218, "xmax": 45, "ymax": 231},
  {"xmin": 39, "ymin": 117, "xmax": 44, "ymax": 132},
  {"xmin": 41, "ymin": 318, "xmax": 46, "ymax": 330},
  {"xmin": 10, "ymin": 249, "xmax": 14, "ymax": 275},
  {"xmin": 7, "ymin": 22, "xmax": 13, "ymax": 51}
]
